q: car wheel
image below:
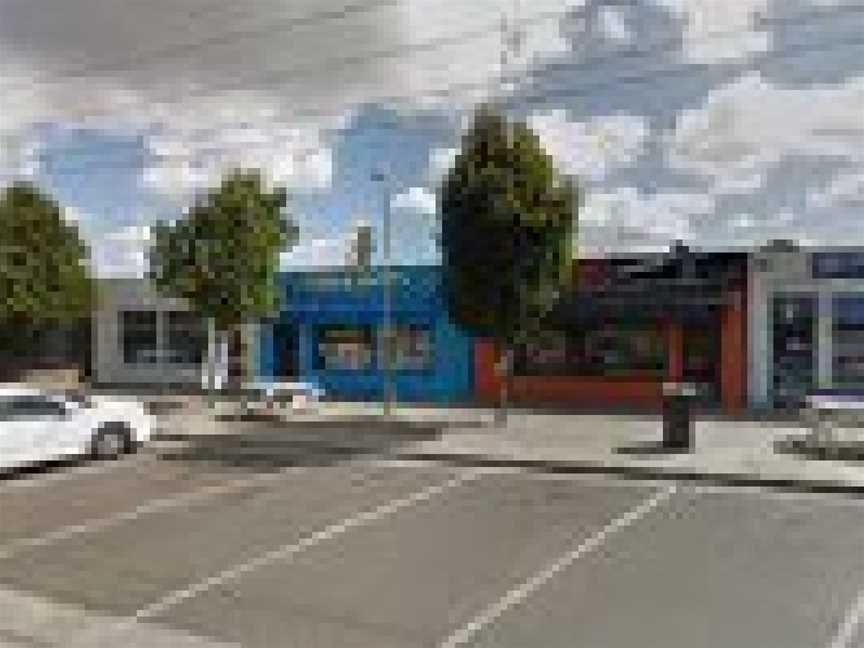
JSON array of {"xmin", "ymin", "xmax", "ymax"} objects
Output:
[{"xmin": 92, "ymin": 422, "xmax": 133, "ymax": 460}]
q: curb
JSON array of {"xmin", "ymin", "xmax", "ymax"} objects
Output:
[{"xmin": 391, "ymin": 451, "xmax": 864, "ymax": 495}]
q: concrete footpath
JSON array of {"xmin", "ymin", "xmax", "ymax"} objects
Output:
[{"xmin": 150, "ymin": 400, "xmax": 864, "ymax": 493}]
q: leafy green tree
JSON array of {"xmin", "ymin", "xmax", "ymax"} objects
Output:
[
  {"xmin": 0, "ymin": 182, "xmax": 92, "ymax": 375},
  {"xmin": 149, "ymin": 169, "xmax": 297, "ymax": 392},
  {"xmin": 439, "ymin": 107, "xmax": 579, "ymax": 422}
]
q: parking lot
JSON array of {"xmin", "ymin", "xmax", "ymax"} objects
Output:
[{"xmin": 2, "ymin": 440, "xmax": 864, "ymax": 648}]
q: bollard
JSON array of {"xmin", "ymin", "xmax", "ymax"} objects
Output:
[{"xmin": 662, "ymin": 382, "xmax": 698, "ymax": 451}]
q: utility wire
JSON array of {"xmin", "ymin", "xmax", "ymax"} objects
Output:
[
  {"xmin": 33, "ymin": 29, "xmax": 864, "ymax": 178},
  {"xmin": 37, "ymin": 7, "xmax": 864, "ymax": 166}
]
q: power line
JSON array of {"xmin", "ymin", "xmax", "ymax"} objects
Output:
[
  {"xmin": 31, "ymin": 0, "xmax": 405, "ymax": 80},
  {"xmin": 33, "ymin": 2, "xmax": 864, "ymax": 166},
  {"xmin": 42, "ymin": 1, "xmax": 864, "ymax": 132},
  {"xmin": 33, "ymin": 30, "xmax": 864, "ymax": 177}
]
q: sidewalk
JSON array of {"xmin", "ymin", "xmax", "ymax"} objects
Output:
[
  {"xmin": 151, "ymin": 403, "xmax": 864, "ymax": 493},
  {"xmin": 401, "ymin": 413, "xmax": 864, "ymax": 493}
]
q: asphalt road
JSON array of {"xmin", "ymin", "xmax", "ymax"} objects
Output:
[{"xmin": 1, "ymin": 444, "xmax": 864, "ymax": 647}]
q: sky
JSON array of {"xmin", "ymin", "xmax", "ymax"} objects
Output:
[{"xmin": 0, "ymin": 0, "xmax": 862, "ymax": 277}]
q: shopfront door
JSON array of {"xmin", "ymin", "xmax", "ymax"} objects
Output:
[
  {"xmin": 771, "ymin": 294, "xmax": 817, "ymax": 409},
  {"xmin": 683, "ymin": 324, "xmax": 721, "ymax": 404},
  {"xmin": 273, "ymin": 323, "xmax": 298, "ymax": 379}
]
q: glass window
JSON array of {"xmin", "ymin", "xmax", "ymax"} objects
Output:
[
  {"xmin": 582, "ymin": 326, "xmax": 666, "ymax": 375},
  {"xmin": 121, "ymin": 311, "xmax": 158, "ymax": 364},
  {"xmin": 0, "ymin": 395, "xmax": 66, "ymax": 420},
  {"xmin": 165, "ymin": 311, "xmax": 206, "ymax": 365},
  {"xmin": 316, "ymin": 325, "xmax": 376, "ymax": 371},
  {"xmin": 833, "ymin": 295, "xmax": 864, "ymax": 387},
  {"xmin": 514, "ymin": 331, "xmax": 570, "ymax": 375},
  {"xmin": 514, "ymin": 326, "xmax": 666, "ymax": 376},
  {"xmin": 389, "ymin": 325, "xmax": 434, "ymax": 371}
]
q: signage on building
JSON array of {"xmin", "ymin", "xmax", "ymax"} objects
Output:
[
  {"xmin": 811, "ymin": 252, "xmax": 864, "ymax": 278},
  {"xmin": 298, "ymin": 271, "xmax": 413, "ymax": 291}
]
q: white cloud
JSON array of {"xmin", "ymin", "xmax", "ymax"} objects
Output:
[
  {"xmin": 391, "ymin": 186, "xmax": 437, "ymax": 216},
  {"xmin": 141, "ymin": 116, "xmax": 334, "ymax": 199},
  {"xmin": 91, "ymin": 225, "xmax": 152, "ymax": 278},
  {"xmin": 0, "ymin": 130, "xmax": 43, "ymax": 187},
  {"xmin": 427, "ymin": 147, "xmax": 458, "ymax": 185},
  {"xmin": 577, "ymin": 187, "xmax": 713, "ymax": 253},
  {"xmin": 598, "ymin": 6, "xmax": 634, "ymax": 44},
  {"xmin": 654, "ymin": 0, "xmax": 770, "ymax": 63},
  {"xmin": 667, "ymin": 72, "xmax": 864, "ymax": 196},
  {"xmin": 528, "ymin": 109, "xmax": 649, "ymax": 180},
  {"xmin": 809, "ymin": 170, "xmax": 864, "ymax": 209},
  {"xmin": 279, "ymin": 233, "xmax": 354, "ymax": 270}
]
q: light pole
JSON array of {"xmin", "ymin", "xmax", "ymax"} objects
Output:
[{"xmin": 371, "ymin": 170, "xmax": 394, "ymax": 417}]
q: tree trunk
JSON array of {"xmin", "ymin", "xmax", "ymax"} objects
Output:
[
  {"xmin": 215, "ymin": 329, "xmax": 229, "ymax": 392},
  {"xmin": 203, "ymin": 318, "xmax": 230, "ymax": 406},
  {"xmin": 203, "ymin": 317, "xmax": 216, "ymax": 405}
]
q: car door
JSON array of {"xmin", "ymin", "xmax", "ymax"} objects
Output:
[
  {"xmin": 0, "ymin": 396, "xmax": 29, "ymax": 469},
  {"xmin": 1, "ymin": 395, "xmax": 70, "ymax": 466}
]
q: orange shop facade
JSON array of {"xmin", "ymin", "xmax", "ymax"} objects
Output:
[{"xmin": 473, "ymin": 248, "xmax": 749, "ymax": 414}]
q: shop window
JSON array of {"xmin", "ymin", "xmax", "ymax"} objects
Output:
[
  {"xmin": 582, "ymin": 326, "xmax": 665, "ymax": 375},
  {"xmin": 121, "ymin": 310, "xmax": 158, "ymax": 364},
  {"xmin": 165, "ymin": 311, "xmax": 206, "ymax": 365},
  {"xmin": 316, "ymin": 325, "xmax": 376, "ymax": 371},
  {"xmin": 514, "ymin": 326, "xmax": 665, "ymax": 376},
  {"xmin": 514, "ymin": 331, "xmax": 570, "ymax": 375},
  {"xmin": 388, "ymin": 325, "xmax": 434, "ymax": 371},
  {"xmin": 833, "ymin": 295, "xmax": 864, "ymax": 387}
]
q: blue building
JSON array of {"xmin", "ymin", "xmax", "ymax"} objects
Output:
[{"xmin": 258, "ymin": 266, "xmax": 474, "ymax": 403}]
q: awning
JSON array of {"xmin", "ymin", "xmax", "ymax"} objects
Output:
[{"xmin": 546, "ymin": 287, "xmax": 726, "ymax": 326}]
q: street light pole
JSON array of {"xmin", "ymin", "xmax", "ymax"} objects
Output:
[{"xmin": 371, "ymin": 171, "xmax": 394, "ymax": 417}]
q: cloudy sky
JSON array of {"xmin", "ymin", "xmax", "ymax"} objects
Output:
[{"xmin": 0, "ymin": 0, "xmax": 861, "ymax": 276}]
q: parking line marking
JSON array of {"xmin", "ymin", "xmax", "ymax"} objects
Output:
[
  {"xmin": 439, "ymin": 484, "xmax": 677, "ymax": 648},
  {"xmin": 134, "ymin": 469, "xmax": 485, "ymax": 621},
  {"xmin": 830, "ymin": 589, "xmax": 864, "ymax": 648},
  {"xmin": 0, "ymin": 467, "xmax": 309, "ymax": 561}
]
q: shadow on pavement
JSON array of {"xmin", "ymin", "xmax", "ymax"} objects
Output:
[
  {"xmin": 614, "ymin": 440, "xmax": 693, "ymax": 456},
  {"xmin": 154, "ymin": 419, "xmax": 447, "ymax": 469},
  {"xmin": 773, "ymin": 435, "xmax": 864, "ymax": 462}
]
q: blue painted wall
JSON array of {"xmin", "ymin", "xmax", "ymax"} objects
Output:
[{"xmin": 259, "ymin": 266, "xmax": 474, "ymax": 403}]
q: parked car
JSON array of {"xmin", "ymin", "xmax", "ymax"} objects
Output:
[{"xmin": 0, "ymin": 385, "xmax": 153, "ymax": 471}]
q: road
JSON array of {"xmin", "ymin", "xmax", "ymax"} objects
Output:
[{"xmin": 1, "ymin": 440, "xmax": 864, "ymax": 647}]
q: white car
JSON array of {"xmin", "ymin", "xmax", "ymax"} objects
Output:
[{"xmin": 0, "ymin": 386, "xmax": 153, "ymax": 471}]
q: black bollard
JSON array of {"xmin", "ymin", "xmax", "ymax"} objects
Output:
[{"xmin": 662, "ymin": 382, "xmax": 697, "ymax": 451}]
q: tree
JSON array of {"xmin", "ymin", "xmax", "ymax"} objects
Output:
[
  {"xmin": 439, "ymin": 107, "xmax": 579, "ymax": 424},
  {"xmin": 149, "ymin": 169, "xmax": 297, "ymax": 394},
  {"xmin": 0, "ymin": 182, "xmax": 92, "ymax": 376}
]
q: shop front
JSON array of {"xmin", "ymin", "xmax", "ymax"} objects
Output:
[
  {"xmin": 749, "ymin": 245, "xmax": 864, "ymax": 409},
  {"xmin": 474, "ymin": 248, "xmax": 748, "ymax": 414},
  {"xmin": 258, "ymin": 266, "xmax": 474, "ymax": 403}
]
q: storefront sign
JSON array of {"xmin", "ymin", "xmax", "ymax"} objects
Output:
[{"xmin": 811, "ymin": 253, "xmax": 864, "ymax": 278}]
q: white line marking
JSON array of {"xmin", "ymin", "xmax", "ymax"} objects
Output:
[
  {"xmin": 0, "ymin": 467, "xmax": 306, "ymax": 561},
  {"xmin": 439, "ymin": 484, "xmax": 677, "ymax": 648},
  {"xmin": 829, "ymin": 589, "xmax": 864, "ymax": 648},
  {"xmin": 135, "ymin": 470, "xmax": 485, "ymax": 621}
]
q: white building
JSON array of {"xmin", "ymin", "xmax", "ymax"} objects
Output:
[
  {"xmin": 749, "ymin": 242, "xmax": 864, "ymax": 409},
  {"xmin": 92, "ymin": 278, "xmax": 258, "ymax": 388}
]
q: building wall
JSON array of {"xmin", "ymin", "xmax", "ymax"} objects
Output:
[
  {"xmin": 473, "ymin": 294, "xmax": 748, "ymax": 414},
  {"xmin": 93, "ymin": 279, "xmax": 202, "ymax": 385},
  {"xmin": 260, "ymin": 267, "xmax": 474, "ymax": 402}
]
